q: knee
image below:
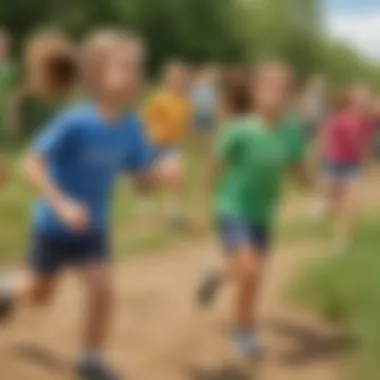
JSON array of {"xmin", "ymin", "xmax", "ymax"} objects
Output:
[
  {"xmin": 236, "ymin": 253, "xmax": 258, "ymax": 285},
  {"xmin": 30, "ymin": 284, "xmax": 55, "ymax": 307}
]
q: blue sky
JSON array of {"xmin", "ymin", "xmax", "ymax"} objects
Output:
[{"xmin": 324, "ymin": 0, "xmax": 380, "ymax": 60}]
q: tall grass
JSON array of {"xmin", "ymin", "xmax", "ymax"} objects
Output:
[{"xmin": 291, "ymin": 213, "xmax": 380, "ymax": 380}]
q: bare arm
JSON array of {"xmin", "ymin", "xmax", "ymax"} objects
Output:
[
  {"xmin": 21, "ymin": 151, "xmax": 68, "ymax": 211},
  {"xmin": 21, "ymin": 151, "xmax": 88, "ymax": 230}
]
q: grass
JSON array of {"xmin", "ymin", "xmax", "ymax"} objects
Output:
[{"xmin": 290, "ymin": 212, "xmax": 380, "ymax": 380}]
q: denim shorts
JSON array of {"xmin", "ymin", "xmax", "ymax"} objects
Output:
[
  {"xmin": 323, "ymin": 161, "xmax": 359, "ymax": 181},
  {"xmin": 216, "ymin": 216, "xmax": 271, "ymax": 255},
  {"xmin": 28, "ymin": 231, "xmax": 109, "ymax": 275}
]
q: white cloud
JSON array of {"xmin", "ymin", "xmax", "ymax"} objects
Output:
[{"xmin": 326, "ymin": 11, "xmax": 380, "ymax": 61}]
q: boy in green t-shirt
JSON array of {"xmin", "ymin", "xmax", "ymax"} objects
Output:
[{"xmin": 197, "ymin": 62, "xmax": 312, "ymax": 358}]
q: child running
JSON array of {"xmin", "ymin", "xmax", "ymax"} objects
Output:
[
  {"xmin": 197, "ymin": 62, "xmax": 310, "ymax": 358},
  {"xmin": 142, "ymin": 60, "xmax": 192, "ymax": 228},
  {"xmin": 316, "ymin": 83, "xmax": 373, "ymax": 254},
  {"xmin": 0, "ymin": 30, "xmax": 180, "ymax": 380}
]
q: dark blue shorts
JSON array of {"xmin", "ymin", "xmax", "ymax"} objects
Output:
[
  {"xmin": 323, "ymin": 161, "xmax": 359, "ymax": 181},
  {"xmin": 28, "ymin": 231, "xmax": 109, "ymax": 275},
  {"xmin": 217, "ymin": 216, "xmax": 271, "ymax": 256}
]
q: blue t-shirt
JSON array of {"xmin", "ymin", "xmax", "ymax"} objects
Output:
[{"xmin": 32, "ymin": 103, "xmax": 152, "ymax": 235}]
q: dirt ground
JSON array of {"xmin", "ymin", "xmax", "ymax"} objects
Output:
[{"xmin": 2, "ymin": 171, "xmax": 379, "ymax": 380}]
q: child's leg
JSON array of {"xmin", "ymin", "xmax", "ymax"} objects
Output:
[
  {"xmin": 232, "ymin": 245, "xmax": 263, "ymax": 329},
  {"xmin": 79, "ymin": 262, "xmax": 113, "ymax": 353},
  {"xmin": 334, "ymin": 179, "xmax": 360, "ymax": 253},
  {"xmin": 0, "ymin": 271, "xmax": 58, "ymax": 321}
]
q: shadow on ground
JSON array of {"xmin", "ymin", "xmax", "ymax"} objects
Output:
[
  {"xmin": 265, "ymin": 317, "xmax": 355, "ymax": 365},
  {"xmin": 11, "ymin": 343, "xmax": 72, "ymax": 373}
]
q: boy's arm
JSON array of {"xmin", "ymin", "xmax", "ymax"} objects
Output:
[
  {"xmin": 124, "ymin": 121, "xmax": 181, "ymax": 193},
  {"xmin": 24, "ymin": 115, "xmax": 88, "ymax": 231}
]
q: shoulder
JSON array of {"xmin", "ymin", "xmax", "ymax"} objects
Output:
[{"xmin": 43, "ymin": 104, "xmax": 95, "ymax": 135}]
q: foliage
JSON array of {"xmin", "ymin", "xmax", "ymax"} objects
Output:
[
  {"xmin": 0, "ymin": 0, "xmax": 379, "ymax": 83},
  {"xmin": 290, "ymin": 213, "xmax": 380, "ymax": 380}
]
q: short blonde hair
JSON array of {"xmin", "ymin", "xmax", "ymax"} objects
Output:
[{"xmin": 80, "ymin": 29, "xmax": 142, "ymax": 91}]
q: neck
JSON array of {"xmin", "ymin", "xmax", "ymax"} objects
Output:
[
  {"xmin": 96, "ymin": 98, "xmax": 125, "ymax": 125},
  {"xmin": 258, "ymin": 110, "xmax": 282, "ymax": 128}
]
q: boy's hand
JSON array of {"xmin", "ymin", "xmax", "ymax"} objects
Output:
[{"xmin": 56, "ymin": 199, "xmax": 89, "ymax": 232}]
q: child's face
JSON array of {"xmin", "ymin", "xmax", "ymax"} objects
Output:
[
  {"xmin": 165, "ymin": 66, "xmax": 189, "ymax": 94},
  {"xmin": 253, "ymin": 66, "xmax": 293, "ymax": 116},
  {"xmin": 100, "ymin": 40, "xmax": 144, "ymax": 103},
  {"xmin": 350, "ymin": 84, "xmax": 373, "ymax": 113}
]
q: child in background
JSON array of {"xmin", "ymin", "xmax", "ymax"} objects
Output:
[
  {"xmin": 191, "ymin": 63, "xmax": 219, "ymax": 135},
  {"xmin": 142, "ymin": 60, "xmax": 192, "ymax": 227},
  {"xmin": 0, "ymin": 30, "xmax": 180, "ymax": 380},
  {"xmin": 317, "ymin": 83, "xmax": 374, "ymax": 254},
  {"xmin": 197, "ymin": 62, "xmax": 311, "ymax": 358},
  {"xmin": 7, "ymin": 30, "xmax": 76, "ymax": 139}
]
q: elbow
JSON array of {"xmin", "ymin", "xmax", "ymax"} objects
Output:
[{"xmin": 20, "ymin": 152, "xmax": 41, "ymax": 182}]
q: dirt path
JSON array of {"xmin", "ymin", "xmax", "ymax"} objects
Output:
[{"xmin": 1, "ymin": 171, "xmax": 380, "ymax": 380}]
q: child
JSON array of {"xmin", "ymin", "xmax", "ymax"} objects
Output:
[
  {"xmin": 191, "ymin": 63, "xmax": 219, "ymax": 135},
  {"xmin": 317, "ymin": 83, "xmax": 373, "ymax": 253},
  {"xmin": 0, "ymin": 30, "xmax": 180, "ymax": 380},
  {"xmin": 142, "ymin": 60, "xmax": 192, "ymax": 227},
  {"xmin": 7, "ymin": 30, "xmax": 77, "ymax": 138},
  {"xmin": 197, "ymin": 62, "xmax": 310, "ymax": 358}
]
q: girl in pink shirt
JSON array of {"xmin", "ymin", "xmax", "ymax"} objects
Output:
[{"xmin": 318, "ymin": 83, "xmax": 373, "ymax": 253}]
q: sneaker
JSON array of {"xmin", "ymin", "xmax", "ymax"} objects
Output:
[
  {"xmin": 232, "ymin": 330, "xmax": 261, "ymax": 359},
  {"xmin": 196, "ymin": 268, "xmax": 221, "ymax": 307},
  {"xmin": 76, "ymin": 358, "xmax": 121, "ymax": 380}
]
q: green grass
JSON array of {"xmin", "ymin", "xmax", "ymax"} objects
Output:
[{"xmin": 290, "ymin": 213, "xmax": 380, "ymax": 380}]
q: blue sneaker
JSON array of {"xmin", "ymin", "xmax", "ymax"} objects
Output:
[
  {"xmin": 76, "ymin": 358, "xmax": 121, "ymax": 380},
  {"xmin": 232, "ymin": 330, "xmax": 261, "ymax": 359}
]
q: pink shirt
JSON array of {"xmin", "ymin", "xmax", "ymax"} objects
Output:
[{"xmin": 325, "ymin": 109, "xmax": 373, "ymax": 164}]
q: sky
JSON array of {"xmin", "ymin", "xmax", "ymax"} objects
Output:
[{"xmin": 324, "ymin": 0, "xmax": 380, "ymax": 61}]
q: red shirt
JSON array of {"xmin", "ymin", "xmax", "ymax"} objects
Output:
[{"xmin": 325, "ymin": 109, "xmax": 373, "ymax": 164}]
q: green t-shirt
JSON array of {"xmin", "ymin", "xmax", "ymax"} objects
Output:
[{"xmin": 213, "ymin": 116, "xmax": 305, "ymax": 225}]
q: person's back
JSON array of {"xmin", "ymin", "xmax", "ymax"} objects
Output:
[
  {"xmin": 143, "ymin": 89, "xmax": 191, "ymax": 146},
  {"xmin": 325, "ymin": 108, "xmax": 372, "ymax": 164}
]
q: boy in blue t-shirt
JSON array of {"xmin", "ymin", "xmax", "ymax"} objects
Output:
[{"xmin": 0, "ymin": 30, "xmax": 180, "ymax": 380}]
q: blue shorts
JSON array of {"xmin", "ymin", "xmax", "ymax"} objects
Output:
[
  {"xmin": 195, "ymin": 113, "xmax": 214, "ymax": 132},
  {"xmin": 323, "ymin": 161, "xmax": 359, "ymax": 181},
  {"xmin": 217, "ymin": 216, "xmax": 271, "ymax": 255},
  {"xmin": 28, "ymin": 231, "xmax": 109, "ymax": 275}
]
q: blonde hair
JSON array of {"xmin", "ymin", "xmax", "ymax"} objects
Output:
[{"xmin": 80, "ymin": 29, "xmax": 142, "ymax": 92}]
